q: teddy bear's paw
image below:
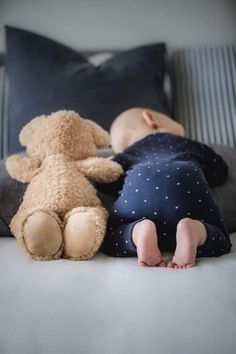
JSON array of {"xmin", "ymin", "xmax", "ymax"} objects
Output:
[
  {"xmin": 63, "ymin": 207, "xmax": 108, "ymax": 260},
  {"xmin": 23, "ymin": 211, "xmax": 63, "ymax": 260}
]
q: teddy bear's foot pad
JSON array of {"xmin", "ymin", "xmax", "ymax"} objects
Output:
[
  {"xmin": 23, "ymin": 211, "xmax": 63, "ymax": 260},
  {"xmin": 63, "ymin": 207, "xmax": 107, "ymax": 260}
]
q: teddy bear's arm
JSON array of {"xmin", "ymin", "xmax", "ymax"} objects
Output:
[
  {"xmin": 6, "ymin": 155, "xmax": 41, "ymax": 183},
  {"xmin": 76, "ymin": 157, "xmax": 123, "ymax": 183}
]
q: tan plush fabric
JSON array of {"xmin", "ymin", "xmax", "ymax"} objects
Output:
[{"xmin": 6, "ymin": 110, "xmax": 123, "ymax": 260}]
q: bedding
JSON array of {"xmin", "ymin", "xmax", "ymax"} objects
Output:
[
  {"xmin": 4, "ymin": 26, "xmax": 169, "ymax": 155},
  {"xmin": 0, "ymin": 234, "xmax": 235, "ymax": 354}
]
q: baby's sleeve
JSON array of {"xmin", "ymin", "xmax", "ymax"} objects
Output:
[{"xmin": 197, "ymin": 143, "xmax": 228, "ymax": 187}]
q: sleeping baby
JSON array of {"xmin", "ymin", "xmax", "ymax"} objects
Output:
[{"xmin": 97, "ymin": 108, "xmax": 232, "ymax": 268}]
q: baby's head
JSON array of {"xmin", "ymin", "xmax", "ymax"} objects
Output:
[{"xmin": 110, "ymin": 108, "xmax": 185, "ymax": 153}]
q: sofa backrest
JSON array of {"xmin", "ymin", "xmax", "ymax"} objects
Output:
[{"xmin": 0, "ymin": 64, "xmax": 5, "ymax": 159}]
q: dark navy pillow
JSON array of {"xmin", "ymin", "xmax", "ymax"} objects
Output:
[{"xmin": 5, "ymin": 26, "xmax": 169, "ymax": 155}]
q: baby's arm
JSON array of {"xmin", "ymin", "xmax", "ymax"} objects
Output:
[
  {"xmin": 197, "ymin": 144, "xmax": 228, "ymax": 187},
  {"xmin": 6, "ymin": 155, "xmax": 42, "ymax": 183},
  {"xmin": 96, "ymin": 174, "xmax": 125, "ymax": 196}
]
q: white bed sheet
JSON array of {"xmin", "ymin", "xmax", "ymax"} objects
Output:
[{"xmin": 0, "ymin": 234, "xmax": 236, "ymax": 354}]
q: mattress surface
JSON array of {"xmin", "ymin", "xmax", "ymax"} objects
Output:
[{"xmin": 0, "ymin": 235, "xmax": 236, "ymax": 354}]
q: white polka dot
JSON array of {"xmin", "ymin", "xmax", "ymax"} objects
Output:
[
  {"xmin": 177, "ymin": 182, "xmax": 180, "ymax": 185},
  {"xmin": 115, "ymin": 243, "xmax": 118, "ymax": 246},
  {"xmin": 198, "ymin": 199, "xmax": 202, "ymax": 202},
  {"xmin": 138, "ymin": 173, "xmax": 141, "ymax": 176},
  {"xmin": 125, "ymin": 240, "xmax": 128, "ymax": 244},
  {"xmin": 146, "ymin": 178, "xmax": 150, "ymax": 181},
  {"xmin": 165, "ymin": 196, "xmax": 168, "ymax": 199},
  {"xmin": 114, "ymin": 209, "xmax": 117, "ymax": 213},
  {"xmin": 132, "ymin": 211, "xmax": 135, "ymax": 214},
  {"xmin": 123, "ymin": 251, "xmax": 127, "ymax": 254},
  {"xmin": 175, "ymin": 205, "xmax": 179, "ymax": 209},
  {"xmin": 135, "ymin": 189, "xmax": 139, "ymax": 192},
  {"xmin": 187, "ymin": 191, "xmax": 191, "ymax": 194},
  {"xmin": 187, "ymin": 212, "xmax": 191, "ymax": 216},
  {"xmin": 124, "ymin": 200, "xmax": 128, "ymax": 203},
  {"xmin": 155, "ymin": 186, "xmax": 159, "ymax": 190},
  {"xmin": 167, "ymin": 175, "xmax": 170, "ymax": 178},
  {"xmin": 144, "ymin": 200, "xmax": 147, "ymax": 203},
  {"xmin": 196, "ymin": 181, "xmax": 200, "ymax": 184},
  {"xmin": 154, "ymin": 211, "xmax": 157, "ymax": 215}
]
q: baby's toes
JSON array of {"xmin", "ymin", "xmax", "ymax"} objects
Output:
[
  {"xmin": 158, "ymin": 260, "xmax": 167, "ymax": 267},
  {"xmin": 167, "ymin": 261, "xmax": 175, "ymax": 268}
]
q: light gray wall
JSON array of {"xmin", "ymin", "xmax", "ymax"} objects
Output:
[{"xmin": 0, "ymin": 0, "xmax": 236, "ymax": 52}]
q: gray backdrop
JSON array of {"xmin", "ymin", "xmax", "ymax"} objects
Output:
[{"xmin": 0, "ymin": 0, "xmax": 236, "ymax": 52}]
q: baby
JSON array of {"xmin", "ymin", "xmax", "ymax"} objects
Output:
[{"xmin": 98, "ymin": 108, "xmax": 232, "ymax": 268}]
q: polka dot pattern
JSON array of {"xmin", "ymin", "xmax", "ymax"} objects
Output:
[{"xmin": 99, "ymin": 133, "xmax": 232, "ymax": 258}]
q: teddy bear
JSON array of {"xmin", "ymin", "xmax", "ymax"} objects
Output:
[{"xmin": 6, "ymin": 110, "xmax": 123, "ymax": 261}]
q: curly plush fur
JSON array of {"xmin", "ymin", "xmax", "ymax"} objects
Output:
[{"xmin": 6, "ymin": 110, "xmax": 123, "ymax": 260}]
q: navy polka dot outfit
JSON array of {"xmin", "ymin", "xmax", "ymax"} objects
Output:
[{"xmin": 98, "ymin": 133, "xmax": 232, "ymax": 258}]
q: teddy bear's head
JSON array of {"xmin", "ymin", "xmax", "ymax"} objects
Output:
[{"xmin": 19, "ymin": 110, "xmax": 110, "ymax": 160}]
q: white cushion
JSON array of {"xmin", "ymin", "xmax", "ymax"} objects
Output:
[{"xmin": 0, "ymin": 235, "xmax": 236, "ymax": 354}]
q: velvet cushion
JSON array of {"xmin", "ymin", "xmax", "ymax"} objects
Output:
[
  {"xmin": 5, "ymin": 26, "xmax": 169, "ymax": 155},
  {"xmin": 0, "ymin": 158, "xmax": 26, "ymax": 236},
  {"xmin": 210, "ymin": 144, "xmax": 236, "ymax": 233}
]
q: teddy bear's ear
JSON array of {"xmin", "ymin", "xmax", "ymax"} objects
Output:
[
  {"xmin": 85, "ymin": 120, "xmax": 110, "ymax": 148},
  {"xmin": 19, "ymin": 115, "xmax": 47, "ymax": 146}
]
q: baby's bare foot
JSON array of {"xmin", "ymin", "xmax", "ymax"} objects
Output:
[
  {"xmin": 167, "ymin": 218, "xmax": 207, "ymax": 269},
  {"xmin": 132, "ymin": 219, "xmax": 166, "ymax": 267}
]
